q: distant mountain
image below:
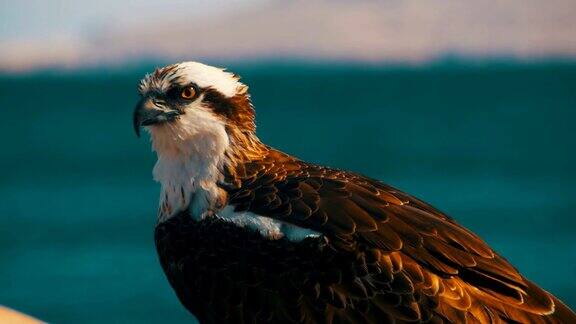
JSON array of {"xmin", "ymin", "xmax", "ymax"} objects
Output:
[{"xmin": 1, "ymin": 0, "xmax": 575, "ymax": 71}]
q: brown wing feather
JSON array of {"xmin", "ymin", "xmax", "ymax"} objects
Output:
[{"xmin": 226, "ymin": 149, "xmax": 576, "ymax": 323}]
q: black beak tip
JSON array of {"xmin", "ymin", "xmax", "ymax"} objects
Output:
[{"xmin": 133, "ymin": 114, "xmax": 141, "ymax": 138}]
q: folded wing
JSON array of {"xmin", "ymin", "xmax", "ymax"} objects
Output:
[{"xmin": 226, "ymin": 150, "xmax": 574, "ymax": 323}]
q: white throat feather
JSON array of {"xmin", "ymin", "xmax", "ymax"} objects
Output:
[{"xmin": 150, "ymin": 101, "xmax": 230, "ymax": 222}]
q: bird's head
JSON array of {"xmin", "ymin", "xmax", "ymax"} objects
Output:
[{"xmin": 134, "ymin": 62, "xmax": 257, "ymax": 159}]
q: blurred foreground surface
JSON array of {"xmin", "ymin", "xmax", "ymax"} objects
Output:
[
  {"xmin": 0, "ymin": 62, "xmax": 575, "ymax": 323},
  {"xmin": 0, "ymin": 306, "xmax": 43, "ymax": 324}
]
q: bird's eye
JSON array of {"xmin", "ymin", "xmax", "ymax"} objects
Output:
[{"xmin": 180, "ymin": 86, "xmax": 197, "ymax": 100}]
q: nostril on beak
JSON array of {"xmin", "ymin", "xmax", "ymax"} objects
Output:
[{"xmin": 152, "ymin": 99, "xmax": 168, "ymax": 109}]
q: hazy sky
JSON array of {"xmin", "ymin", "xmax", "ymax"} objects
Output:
[
  {"xmin": 0, "ymin": 0, "xmax": 263, "ymax": 40},
  {"xmin": 1, "ymin": 0, "xmax": 575, "ymax": 71}
]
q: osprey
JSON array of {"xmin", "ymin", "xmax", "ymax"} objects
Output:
[{"xmin": 133, "ymin": 62, "xmax": 575, "ymax": 323}]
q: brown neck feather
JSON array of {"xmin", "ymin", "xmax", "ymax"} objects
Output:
[{"xmin": 203, "ymin": 88, "xmax": 256, "ymax": 132}]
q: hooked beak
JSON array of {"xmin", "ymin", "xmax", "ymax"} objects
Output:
[{"xmin": 133, "ymin": 97, "xmax": 182, "ymax": 137}]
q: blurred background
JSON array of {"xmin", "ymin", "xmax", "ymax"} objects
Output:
[{"xmin": 1, "ymin": 0, "xmax": 575, "ymax": 323}]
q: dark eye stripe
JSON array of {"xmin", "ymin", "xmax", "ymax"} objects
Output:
[
  {"xmin": 165, "ymin": 87, "xmax": 180, "ymax": 99},
  {"xmin": 165, "ymin": 83, "xmax": 199, "ymax": 100}
]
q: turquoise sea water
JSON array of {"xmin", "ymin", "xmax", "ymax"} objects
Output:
[{"xmin": 0, "ymin": 62, "xmax": 575, "ymax": 323}]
